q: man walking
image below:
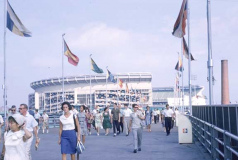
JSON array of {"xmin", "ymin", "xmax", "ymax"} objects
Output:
[
  {"xmin": 123, "ymin": 104, "xmax": 132, "ymax": 136},
  {"xmin": 163, "ymin": 104, "xmax": 175, "ymax": 136},
  {"xmin": 118, "ymin": 104, "xmax": 124, "ymax": 133},
  {"xmin": 111, "ymin": 103, "xmax": 120, "ymax": 137},
  {"xmin": 19, "ymin": 104, "xmax": 40, "ymax": 160}
]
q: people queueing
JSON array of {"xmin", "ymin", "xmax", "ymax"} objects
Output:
[
  {"xmin": 1, "ymin": 114, "xmax": 32, "ymax": 160},
  {"xmin": 102, "ymin": 107, "xmax": 112, "ymax": 136},
  {"xmin": 34, "ymin": 109, "xmax": 41, "ymax": 133},
  {"xmin": 129, "ymin": 104, "xmax": 145, "ymax": 153},
  {"xmin": 19, "ymin": 104, "xmax": 40, "ymax": 160},
  {"xmin": 145, "ymin": 106, "xmax": 152, "ymax": 132},
  {"xmin": 42, "ymin": 111, "xmax": 49, "ymax": 134},
  {"xmin": 58, "ymin": 101, "xmax": 80, "ymax": 160},
  {"xmin": 77, "ymin": 105, "xmax": 88, "ymax": 144},
  {"xmin": 111, "ymin": 103, "xmax": 121, "ymax": 137},
  {"xmin": 118, "ymin": 104, "xmax": 124, "ymax": 133},
  {"xmin": 163, "ymin": 104, "xmax": 175, "ymax": 136},
  {"xmin": 123, "ymin": 104, "xmax": 132, "ymax": 136},
  {"xmin": 94, "ymin": 109, "xmax": 103, "ymax": 136}
]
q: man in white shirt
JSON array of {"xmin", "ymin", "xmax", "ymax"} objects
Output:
[
  {"xmin": 123, "ymin": 104, "xmax": 132, "ymax": 136},
  {"xmin": 42, "ymin": 111, "xmax": 49, "ymax": 134},
  {"xmin": 163, "ymin": 104, "xmax": 175, "ymax": 136},
  {"xmin": 152, "ymin": 109, "xmax": 158, "ymax": 124},
  {"xmin": 19, "ymin": 104, "xmax": 39, "ymax": 160}
]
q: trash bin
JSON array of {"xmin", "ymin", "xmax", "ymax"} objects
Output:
[{"xmin": 178, "ymin": 114, "xmax": 192, "ymax": 144}]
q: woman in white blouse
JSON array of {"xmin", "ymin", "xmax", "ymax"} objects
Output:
[
  {"xmin": 58, "ymin": 101, "xmax": 80, "ymax": 160},
  {"xmin": 1, "ymin": 114, "xmax": 32, "ymax": 160}
]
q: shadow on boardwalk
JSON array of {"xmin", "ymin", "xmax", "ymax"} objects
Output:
[{"xmin": 0, "ymin": 123, "xmax": 211, "ymax": 160}]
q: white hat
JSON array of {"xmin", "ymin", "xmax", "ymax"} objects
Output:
[{"xmin": 11, "ymin": 114, "xmax": 25, "ymax": 126}]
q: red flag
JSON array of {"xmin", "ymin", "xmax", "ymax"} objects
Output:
[
  {"xmin": 118, "ymin": 79, "xmax": 123, "ymax": 88},
  {"xmin": 64, "ymin": 39, "xmax": 79, "ymax": 66}
]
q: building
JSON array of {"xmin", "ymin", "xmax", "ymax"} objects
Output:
[{"xmin": 29, "ymin": 73, "xmax": 153, "ymax": 113}]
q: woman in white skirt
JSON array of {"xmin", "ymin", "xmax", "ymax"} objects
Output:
[{"xmin": 94, "ymin": 110, "xmax": 102, "ymax": 136}]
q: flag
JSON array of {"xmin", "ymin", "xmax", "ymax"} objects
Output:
[
  {"xmin": 175, "ymin": 74, "xmax": 179, "ymax": 91},
  {"xmin": 172, "ymin": 0, "xmax": 187, "ymax": 38},
  {"xmin": 106, "ymin": 69, "xmax": 116, "ymax": 83},
  {"xmin": 64, "ymin": 39, "xmax": 79, "ymax": 66},
  {"xmin": 6, "ymin": 0, "xmax": 32, "ymax": 37},
  {"xmin": 126, "ymin": 83, "xmax": 129, "ymax": 93},
  {"xmin": 183, "ymin": 37, "xmax": 195, "ymax": 61},
  {"xmin": 175, "ymin": 56, "xmax": 183, "ymax": 72},
  {"xmin": 118, "ymin": 79, "xmax": 123, "ymax": 88},
  {"xmin": 91, "ymin": 58, "xmax": 103, "ymax": 73}
]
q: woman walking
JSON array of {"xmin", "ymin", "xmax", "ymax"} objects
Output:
[
  {"xmin": 94, "ymin": 109, "xmax": 102, "ymax": 136},
  {"xmin": 85, "ymin": 107, "xmax": 93, "ymax": 135},
  {"xmin": 102, "ymin": 107, "xmax": 112, "ymax": 135},
  {"xmin": 58, "ymin": 102, "xmax": 80, "ymax": 160},
  {"xmin": 145, "ymin": 106, "xmax": 152, "ymax": 132},
  {"xmin": 2, "ymin": 114, "xmax": 32, "ymax": 160},
  {"xmin": 77, "ymin": 105, "xmax": 88, "ymax": 144}
]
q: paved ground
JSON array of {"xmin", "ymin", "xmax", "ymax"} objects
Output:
[{"xmin": 0, "ymin": 123, "xmax": 211, "ymax": 160}]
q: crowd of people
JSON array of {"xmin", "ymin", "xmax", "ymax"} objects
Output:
[{"xmin": 0, "ymin": 102, "xmax": 180, "ymax": 160}]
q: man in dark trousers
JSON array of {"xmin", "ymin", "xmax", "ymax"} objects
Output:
[
  {"xmin": 163, "ymin": 104, "xmax": 175, "ymax": 136},
  {"xmin": 118, "ymin": 104, "xmax": 123, "ymax": 133},
  {"xmin": 111, "ymin": 103, "xmax": 121, "ymax": 137}
]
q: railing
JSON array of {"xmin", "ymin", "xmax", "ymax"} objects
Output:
[
  {"xmin": 190, "ymin": 105, "xmax": 238, "ymax": 160},
  {"xmin": 48, "ymin": 115, "xmax": 60, "ymax": 128}
]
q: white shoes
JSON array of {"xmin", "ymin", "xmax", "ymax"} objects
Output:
[{"xmin": 97, "ymin": 133, "xmax": 100, "ymax": 136}]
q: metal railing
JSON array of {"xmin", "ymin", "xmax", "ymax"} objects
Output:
[{"xmin": 190, "ymin": 105, "xmax": 238, "ymax": 160}]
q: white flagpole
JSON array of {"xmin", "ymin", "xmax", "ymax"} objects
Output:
[
  {"xmin": 187, "ymin": 0, "xmax": 192, "ymax": 115},
  {"xmin": 90, "ymin": 54, "xmax": 92, "ymax": 111},
  {"xmin": 106, "ymin": 66, "xmax": 108, "ymax": 107},
  {"xmin": 3, "ymin": 0, "xmax": 7, "ymax": 119},
  {"xmin": 177, "ymin": 52, "xmax": 180, "ymax": 109},
  {"xmin": 62, "ymin": 34, "xmax": 65, "ymax": 102},
  {"xmin": 117, "ymin": 75, "xmax": 119, "ymax": 105},
  {"xmin": 181, "ymin": 40, "xmax": 185, "ymax": 114}
]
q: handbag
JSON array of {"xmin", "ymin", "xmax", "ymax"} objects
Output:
[
  {"xmin": 76, "ymin": 141, "xmax": 85, "ymax": 160},
  {"xmin": 73, "ymin": 115, "xmax": 78, "ymax": 132}
]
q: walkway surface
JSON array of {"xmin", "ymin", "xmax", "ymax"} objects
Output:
[{"xmin": 0, "ymin": 123, "xmax": 211, "ymax": 160}]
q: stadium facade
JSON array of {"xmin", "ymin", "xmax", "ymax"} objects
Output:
[{"xmin": 29, "ymin": 72, "xmax": 206, "ymax": 113}]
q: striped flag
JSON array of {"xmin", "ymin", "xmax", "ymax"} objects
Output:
[
  {"xmin": 106, "ymin": 69, "xmax": 116, "ymax": 83},
  {"xmin": 175, "ymin": 56, "xmax": 183, "ymax": 72},
  {"xmin": 118, "ymin": 79, "xmax": 123, "ymax": 88},
  {"xmin": 64, "ymin": 39, "xmax": 79, "ymax": 66},
  {"xmin": 6, "ymin": 0, "xmax": 32, "ymax": 37},
  {"xmin": 172, "ymin": 0, "xmax": 187, "ymax": 38},
  {"xmin": 183, "ymin": 37, "xmax": 195, "ymax": 61},
  {"xmin": 91, "ymin": 58, "xmax": 103, "ymax": 73}
]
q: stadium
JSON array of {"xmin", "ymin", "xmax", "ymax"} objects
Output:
[{"xmin": 29, "ymin": 72, "xmax": 206, "ymax": 113}]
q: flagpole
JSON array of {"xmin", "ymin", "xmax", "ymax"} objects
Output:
[
  {"xmin": 187, "ymin": 0, "xmax": 192, "ymax": 115},
  {"xmin": 207, "ymin": 0, "xmax": 213, "ymax": 105},
  {"xmin": 106, "ymin": 66, "xmax": 108, "ymax": 107},
  {"xmin": 181, "ymin": 40, "xmax": 185, "ymax": 114},
  {"xmin": 90, "ymin": 54, "xmax": 92, "ymax": 111},
  {"xmin": 177, "ymin": 52, "xmax": 180, "ymax": 110},
  {"xmin": 62, "ymin": 34, "xmax": 65, "ymax": 102},
  {"xmin": 3, "ymin": 0, "xmax": 7, "ymax": 119},
  {"xmin": 117, "ymin": 75, "xmax": 119, "ymax": 105}
]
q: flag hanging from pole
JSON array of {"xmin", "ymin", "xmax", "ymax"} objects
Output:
[
  {"xmin": 172, "ymin": 0, "xmax": 187, "ymax": 38},
  {"xmin": 118, "ymin": 79, "xmax": 123, "ymax": 88},
  {"xmin": 175, "ymin": 73, "xmax": 180, "ymax": 92},
  {"xmin": 183, "ymin": 37, "xmax": 195, "ymax": 61},
  {"xmin": 106, "ymin": 69, "xmax": 116, "ymax": 83},
  {"xmin": 91, "ymin": 58, "xmax": 103, "ymax": 73},
  {"xmin": 6, "ymin": 0, "xmax": 32, "ymax": 37},
  {"xmin": 64, "ymin": 39, "xmax": 79, "ymax": 66},
  {"xmin": 175, "ymin": 56, "xmax": 184, "ymax": 72}
]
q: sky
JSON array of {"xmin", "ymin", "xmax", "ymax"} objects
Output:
[{"xmin": 0, "ymin": 0, "xmax": 237, "ymax": 108}]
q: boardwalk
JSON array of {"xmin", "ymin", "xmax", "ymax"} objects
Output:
[{"xmin": 0, "ymin": 124, "xmax": 211, "ymax": 160}]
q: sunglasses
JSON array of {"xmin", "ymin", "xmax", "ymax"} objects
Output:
[{"xmin": 19, "ymin": 108, "xmax": 24, "ymax": 110}]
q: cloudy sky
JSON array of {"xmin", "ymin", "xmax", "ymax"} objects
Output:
[{"xmin": 0, "ymin": 0, "xmax": 237, "ymax": 107}]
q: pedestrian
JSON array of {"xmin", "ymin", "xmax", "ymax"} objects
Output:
[
  {"xmin": 58, "ymin": 101, "xmax": 80, "ymax": 160},
  {"xmin": 145, "ymin": 106, "xmax": 152, "ymax": 132},
  {"xmin": 161, "ymin": 109, "xmax": 166, "ymax": 132},
  {"xmin": 77, "ymin": 105, "xmax": 88, "ymax": 144},
  {"xmin": 163, "ymin": 104, "xmax": 175, "ymax": 136},
  {"xmin": 118, "ymin": 104, "xmax": 124, "ymax": 133},
  {"xmin": 123, "ymin": 104, "xmax": 132, "ymax": 136},
  {"xmin": 0, "ymin": 114, "xmax": 4, "ymax": 142},
  {"xmin": 71, "ymin": 105, "xmax": 79, "ymax": 116},
  {"xmin": 1, "ymin": 114, "xmax": 32, "ymax": 160},
  {"xmin": 152, "ymin": 109, "xmax": 158, "ymax": 124},
  {"xmin": 34, "ymin": 109, "xmax": 41, "ymax": 133},
  {"xmin": 42, "ymin": 111, "xmax": 49, "ymax": 134},
  {"xmin": 11, "ymin": 105, "xmax": 18, "ymax": 115},
  {"xmin": 129, "ymin": 104, "xmax": 145, "ymax": 153},
  {"xmin": 94, "ymin": 109, "xmax": 102, "ymax": 136},
  {"xmin": 102, "ymin": 107, "xmax": 112, "ymax": 136},
  {"xmin": 28, "ymin": 107, "xmax": 35, "ymax": 117},
  {"xmin": 156, "ymin": 109, "xmax": 161, "ymax": 123},
  {"xmin": 85, "ymin": 107, "xmax": 93, "ymax": 135},
  {"xmin": 19, "ymin": 104, "xmax": 40, "ymax": 160},
  {"xmin": 111, "ymin": 103, "xmax": 121, "ymax": 137}
]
